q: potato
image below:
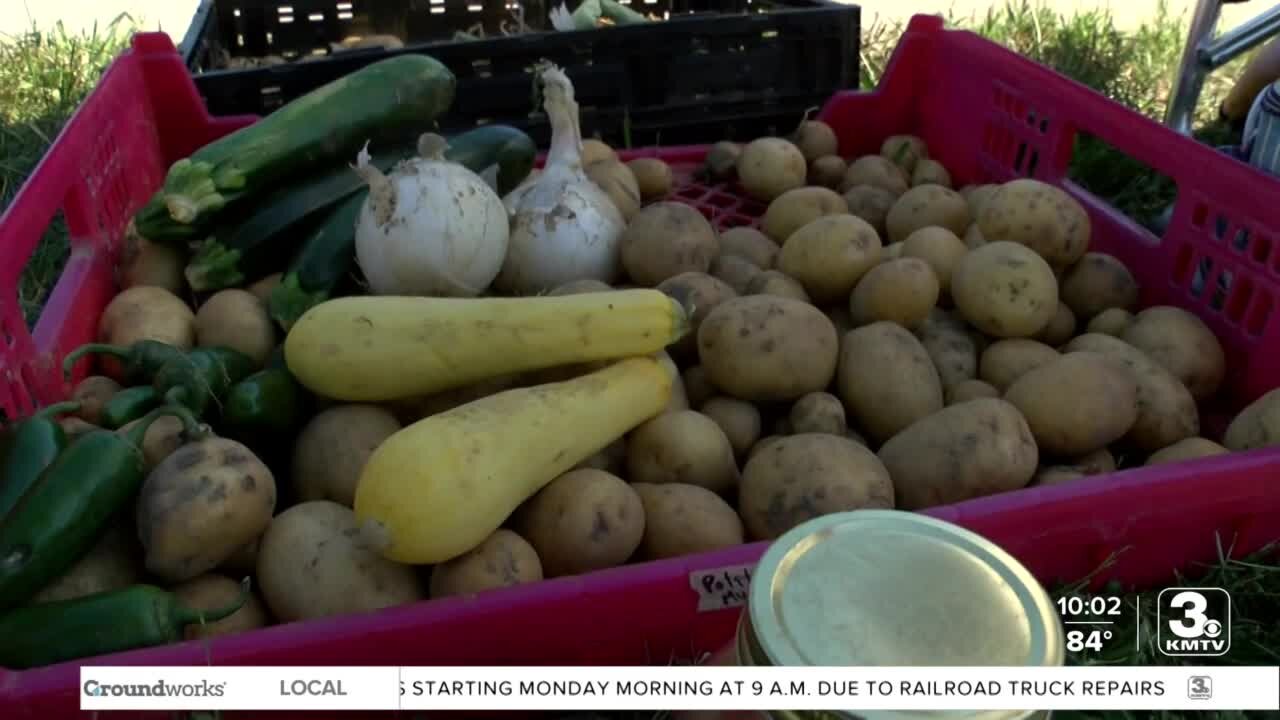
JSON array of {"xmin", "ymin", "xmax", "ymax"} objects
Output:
[
  {"xmin": 1004, "ymin": 352, "xmax": 1139, "ymax": 456},
  {"xmin": 292, "ymin": 404, "xmax": 401, "ymax": 508},
  {"xmin": 776, "ymin": 215, "xmax": 882, "ymax": 304},
  {"xmin": 1036, "ymin": 302, "xmax": 1077, "ymax": 346},
  {"xmin": 245, "ymin": 272, "xmax": 283, "ymax": 305},
  {"xmin": 59, "ymin": 417, "xmax": 101, "ymax": 441},
  {"xmin": 1087, "ymin": 308, "xmax": 1135, "ymax": 336},
  {"xmin": 878, "ymin": 398, "xmax": 1039, "ymax": 509},
  {"xmin": 900, "ymin": 226, "xmax": 967, "ymax": 295},
  {"xmin": 881, "ymin": 242, "xmax": 904, "ymax": 261},
  {"xmin": 710, "ymin": 254, "xmax": 763, "ymax": 295},
  {"xmin": 72, "ymin": 375, "xmax": 121, "ymax": 426},
  {"xmin": 1060, "ymin": 252, "xmax": 1140, "ymax": 320},
  {"xmin": 627, "ymin": 157, "xmax": 674, "ymax": 200},
  {"xmin": 1146, "ymin": 437, "xmax": 1230, "ymax": 465},
  {"xmin": 718, "ymin": 227, "xmax": 778, "ymax": 269},
  {"xmin": 587, "ymin": 159, "xmax": 642, "ymax": 221},
  {"xmin": 683, "ymin": 365, "xmax": 717, "ymax": 408},
  {"xmin": 739, "ymin": 433, "xmax": 894, "ymax": 540},
  {"xmin": 32, "ymin": 522, "xmax": 141, "ymax": 603},
  {"xmin": 386, "ymin": 374, "xmax": 523, "ymax": 423},
  {"xmin": 885, "ymin": 184, "xmax": 971, "ymax": 245},
  {"xmin": 574, "ymin": 438, "xmax": 627, "ymax": 476},
  {"xmin": 837, "ymin": 321, "xmax": 944, "ymax": 443},
  {"xmin": 977, "ymin": 179, "xmax": 1090, "ymax": 267},
  {"xmin": 946, "ymin": 379, "xmax": 1000, "ymax": 405},
  {"xmin": 749, "ymin": 435, "xmax": 786, "ymax": 459},
  {"xmin": 1062, "ymin": 333, "xmax": 1199, "ymax": 452},
  {"xmin": 119, "ymin": 225, "xmax": 186, "ymax": 295},
  {"xmin": 1074, "ymin": 448, "xmax": 1116, "ymax": 475},
  {"xmin": 621, "ymin": 202, "xmax": 720, "ymax": 286},
  {"xmin": 952, "ymin": 241, "xmax": 1059, "ymax": 338},
  {"xmin": 842, "ymin": 156, "xmax": 908, "ymax": 196},
  {"xmin": 632, "ymin": 483, "xmax": 744, "ymax": 560},
  {"xmin": 1223, "ymin": 388, "xmax": 1280, "ymax": 451},
  {"xmin": 746, "ymin": 270, "xmax": 810, "ymax": 302},
  {"xmin": 881, "ymin": 135, "xmax": 928, "ymax": 174},
  {"xmin": 657, "ymin": 272, "xmax": 738, "ymax": 360},
  {"xmin": 196, "ymin": 289, "xmax": 275, "ymax": 366},
  {"xmin": 698, "ymin": 296, "xmax": 839, "ymax": 402},
  {"xmin": 791, "ymin": 120, "xmax": 838, "ymax": 162},
  {"xmin": 760, "ymin": 186, "xmax": 848, "ymax": 243},
  {"xmin": 790, "ymin": 391, "xmax": 846, "ymax": 435},
  {"xmin": 700, "ymin": 396, "xmax": 762, "ymax": 459},
  {"xmin": 705, "ymin": 141, "xmax": 742, "ymax": 180},
  {"xmin": 582, "ymin": 139, "xmax": 617, "ymax": 166},
  {"xmin": 808, "ymin": 155, "xmax": 847, "ymax": 189},
  {"xmin": 964, "ymin": 185, "xmax": 998, "ymax": 219},
  {"xmin": 963, "ymin": 223, "xmax": 987, "ymax": 250},
  {"xmin": 849, "ymin": 257, "xmax": 940, "ymax": 330},
  {"xmin": 737, "ymin": 137, "xmax": 807, "ymax": 201},
  {"xmin": 1032, "ymin": 466, "xmax": 1087, "ymax": 487},
  {"xmin": 549, "ymin": 278, "xmax": 613, "ymax": 295},
  {"xmin": 980, "ymin": 339, "xmax": 1060, "ymax": 392},
  {"xmin": 138, "ymin": 437, "xmax": 277, "ymax": 582},
  {"xmin": 626, "ymin": 410, "xmax": 740, "ymax": 494},
  {"xmin": 98, "ymin": 286, "xmax": 194, "ymax": 378},
  {"xmin": 911, "ymin": 159, "xmax": 952, "ymax": 188},
  {"xmin": 515, "ymin": 469, "xmax": 643, "ymax": 578},
  {"xmin": 119, "ymin": 413, "xmax": 190, "ymax": 470},
  {"xmin": 916, "ymin": 308, "xmax": 982, "ymax": 390},
  {"xmin": 1120, "ymin": 306, "xmax": 1225, "ymax": 401},
  {"xmin": 258, "ymin": 501, "xmax": 422, "ymax": 620},
  {"xmin": 172, "ymin": 574, "xmax": 270, "ymax": 640},
  {"xmin": 842, "ymin": 185, "xmax": 896, "ymax": 239}
]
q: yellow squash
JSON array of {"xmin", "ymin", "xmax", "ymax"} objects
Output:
[
  {"xmin": 284, "ymin": 289, "xmax": 687, "ymax": 401},
  {"xmin": 354, "ymin": 356, "xmax": 674, "ymax": 564}
]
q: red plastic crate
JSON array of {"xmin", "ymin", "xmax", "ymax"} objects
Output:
[{"xmin": 1, "ymin": 13, "xmax": 1279, "ymax": 720}]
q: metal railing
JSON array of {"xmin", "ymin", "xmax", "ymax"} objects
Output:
[{"xmin": 1166, "ymin": 0, "xmax": 1280, "ymax": 134}]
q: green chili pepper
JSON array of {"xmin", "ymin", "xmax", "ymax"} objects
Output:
[
  {"xmin": 0, "ymin": 405, "xmax": 206, "ymax": 613},
  {"xmin": 153, "ymin": 347, "xmax": 258, "ymax": 418},
  {"xmin": 0, "ymin": 401, "xmax": 81, "ymax": 520},
  {"xmin": 223, "ymin": 366, "xmax": 307, "ymax": 440},
  {"xmin": 62, "ymin": 339, "xmax": 186, "ymax": 385},
  {"xmin": 0, "ymin": 577, "xmax": 251, "ymax": 668},
  {"xmin": 98, "ymin": 386, "xmax": 162, "ymax": 430}
]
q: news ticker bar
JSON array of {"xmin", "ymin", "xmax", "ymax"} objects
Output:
[{"xmin": 79, "ymin": 665, "xmax": 1280, "ymax": 711}]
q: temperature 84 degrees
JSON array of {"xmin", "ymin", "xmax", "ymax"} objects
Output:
[{"xmin": 1055, "ymin": 593, "xmax": 1124, "ymax": 655}]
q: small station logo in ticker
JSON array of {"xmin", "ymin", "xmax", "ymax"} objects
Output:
[{"xmin": 1156, "ymin": 587, "xmax": 1231, "ymax": 657}]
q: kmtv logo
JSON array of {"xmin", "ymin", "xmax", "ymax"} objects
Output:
[{"xmin": 1157, "ymin": 588, "xmax": 1231, "ymax": 657}]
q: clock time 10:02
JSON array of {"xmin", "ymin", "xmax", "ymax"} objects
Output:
[{"xmin": 1056, "ymin": 595, "xmax": 1123, "ymax": 617}]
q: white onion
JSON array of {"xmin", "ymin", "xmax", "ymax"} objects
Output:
[
  {"xmin": 494, "ymin": 64, "xmax": 625, "ymax": 295},
  {"xmin": 354, "ymin": 134, "xmax": 509, "ymax": 297}
]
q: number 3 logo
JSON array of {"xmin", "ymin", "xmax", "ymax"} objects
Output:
[{"xmin": 1169, "ymin": 591, "xmax": 1209, "ymax": 638}]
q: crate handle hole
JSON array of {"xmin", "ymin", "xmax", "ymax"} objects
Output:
[{"xmin": 1067, "ymin": 131, "xmax": 1177, "ymax": 238}]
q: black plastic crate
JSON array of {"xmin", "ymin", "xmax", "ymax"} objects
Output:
[{"xmin": 182, "ymin": 0, "xmax": 860, "ymax": 148}]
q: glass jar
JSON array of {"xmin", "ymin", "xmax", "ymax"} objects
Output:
[{"xmin": 680, "ymin": 510, "xmax": 1065, "ymax": 720}]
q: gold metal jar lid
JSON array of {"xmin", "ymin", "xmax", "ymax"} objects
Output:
[{"xmin": 745, "ymin": 510, "xmax": 1063, "ymax": 720}]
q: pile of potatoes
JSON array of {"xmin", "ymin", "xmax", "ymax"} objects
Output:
[{"xmin": 47, "ymin": 124, "xmax": 1280, "ymax": 649}]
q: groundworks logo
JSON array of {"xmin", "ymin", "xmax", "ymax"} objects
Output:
[{"xmin": 83, "ymin": 679, "xmax": 228, "ymax": 698}]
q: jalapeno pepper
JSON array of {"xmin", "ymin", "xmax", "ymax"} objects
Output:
[
  {"xmin": 152, "ymin": 347, "xmax": 258, "ymax": 419},
  {"xmin": 0, "ymin": 401, "xmax": 81, "ymax": 520},
  {"xmin": 0, "ymin": 405, "xmax": 206, "ymax": 612},
  {"xmin": 0, "ymin": 577, "xmax": 251, "ymax": 668},
  {"xmin": 62, "ymin": 339, "xmax": 186, "ymax": 385},
  {"xmin": 98, "ymin": 386, "xmax": 161, "ymax": 430}
]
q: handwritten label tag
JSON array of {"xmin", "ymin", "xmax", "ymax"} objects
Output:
[{"xmin": 690, "ymin": 563, "xmax": 755, "ymax": 612}]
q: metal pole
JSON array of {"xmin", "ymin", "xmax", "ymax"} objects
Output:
[
  {"xmin": 1200, "ymin": 6, "xmax": 1280, "ymax": 69},
  {"xmin": 1165, "ymin": 0, "xmax": 1225, "ymax": 134}
]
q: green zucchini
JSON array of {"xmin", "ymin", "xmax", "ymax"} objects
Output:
[
  {"xmin": 266, "ymin": 125, "xmax": 538, "ymax": 328},
  {"xmin": 183, "ymin": 141, "xmax": 415, "ymax": 292},
  {"xmin": 134, "ymin": 54, "xmax": 457, "ymax": 242}
]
